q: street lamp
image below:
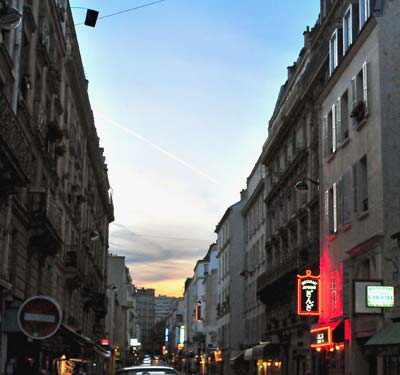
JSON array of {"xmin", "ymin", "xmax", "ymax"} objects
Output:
[
  {"xmin": 295, "ymin": 177, "xmax": 319, "ymax": 191},
  {"xmin": 0, "ymin": 0, "xmax": 22, "ymax": 30}
]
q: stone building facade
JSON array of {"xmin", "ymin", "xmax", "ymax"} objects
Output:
[
  {"xmin": 0, "ymin": 1, "xmax": 114, "ymax": 374},
  {"xmin": 256, "ymin": 13, "xmax": 322, "ymax": 375},
  {"xmin": 215, "ymin": 199, "xmax": 245, "ymax": 375}
]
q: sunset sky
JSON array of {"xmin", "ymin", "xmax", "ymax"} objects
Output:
[{"xmin": 71, "ymin": 0, "xmax": 320, "ymax": 296}]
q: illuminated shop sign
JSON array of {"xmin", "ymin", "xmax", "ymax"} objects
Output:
[
  {"xmin": 310, "ymin": 326, "xmax": 331, "ymax": 348},
  {"xmin": 367, "ymin": 286, "xmax": 394, "ymax": 308},
  {"xmin": 179, "ymin": 325, "xmax": 185, "ymax": 344},
  {"xmin": 165, "ymin": 328, "xmax": 169, "ymax": 342},
  {"xmin": 297, "ymin": 270, "xmax": 321, "ymax": 316}
]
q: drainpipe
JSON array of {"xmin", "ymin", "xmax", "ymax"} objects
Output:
[
  {"xmin": 0, "ymin": 194, "xmax": 13, "ymax": 375},
  {"xmin": 2, "ymin": 195, "xmax": 13, "ymax": 279},
  {"xmin": 11, "ymin": 0, "xmax": 24, "ymax": 114}
]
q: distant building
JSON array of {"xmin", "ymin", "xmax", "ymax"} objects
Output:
[
  {"xmin": 204, "ymin": 244, "xmax": 218, "ymax": 352},
  {"xmin": 165, "ymin": 298, "xmax": 184, "ymax": 356},
  {"xmin": 215, "ymin": 198, "xmax": 246, "ymax": 375},
  {"xmin": 155, "ymin": 295, "xmax": 179, "ymax": 323},
  {"xmin": 106, "ymin": 255, "xmax": 135, "ymax": 367},
  {"xmin": 135, "ymin": 287, "xmax": 155, "ymax": 353}
]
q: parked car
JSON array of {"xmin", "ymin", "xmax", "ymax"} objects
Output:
[{"xmin": 116, "ymin": 366, "xmax": 181, "ymax": 375}]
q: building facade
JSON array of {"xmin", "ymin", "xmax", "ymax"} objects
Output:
[
  {"xmin": 257, "ymin": 14, "xmax": 321, "ymax": 374},
  {"xmin": 106, "ymin": 255, "xmax": 135, "ymax": 368},
  {"xmin": 317, "ymin": 0, "xmax": 400, "ymax": 374},
  {"xmin": 0, "ymin": 1, "xmax": 114, "ymax": 375},
  {"xmin": 215, "ymin": 199, "xmax": 246, "ymax": 375},
  {"xmin": 155, "ymin": 295, "xmax": 179, "ymax": 324},
  {"xmin": 204, "ymin": 244, "xmax": 218, "ymax": 354},
  {"xmin": 240, "ymin": 159, "xmax": 267, "ymax": 371},
  {"xmin": 134, "ymin": 287, "xmax": 155, "ymax": 353}
]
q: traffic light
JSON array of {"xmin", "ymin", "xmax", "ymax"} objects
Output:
[{"xmin": 84, "ymin": 9, "xmax": 99, "ymax": 27}]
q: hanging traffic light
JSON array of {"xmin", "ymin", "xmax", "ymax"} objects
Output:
[{"xmin": 84, "ymin": 9, "xmax": 99, "ymax": 27}]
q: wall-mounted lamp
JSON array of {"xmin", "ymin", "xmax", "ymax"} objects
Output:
[
  {"xmin": 89, "ymin": 230, "xmax": 100, "ymax": 241},
  {"xmin": 295, "ymin": 177, "xmax": 319, "ymax": 191},
  {"xmin": 0, "ymin": 0, "xmax": 22, "ymax": 29}
]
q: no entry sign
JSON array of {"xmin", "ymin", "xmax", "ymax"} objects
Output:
[{"xmin": 18, "ymin": 296, "xmax": 62, "ymax": 340}]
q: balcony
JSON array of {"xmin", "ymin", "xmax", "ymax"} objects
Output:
[
  {"xmin": 257, "ymin": 241, "xmax": 316, "ymax": 294},
  {"xmin": 64, "ymin": 246, "xmax": 86, "ymax": 290},
  {"xmin": 29, "ymin": 190, "xmax": 63, "ymax": 255},
  {"xmin": 0, "ymin": 89, "xmax": 31, "ymax": 185}
]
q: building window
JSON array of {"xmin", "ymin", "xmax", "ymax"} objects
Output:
[
  {"xmin": 353, "ymin": 155, "xmax": 368, "ymax": 215},
  {"xmin": 336, "ymin": 90, "xmax": 349, "ymax": 144},
  {"xmin": 329, "ymin": 29, "xmax": 338, "ymax": 76},
  {"xmin": 351, "ymin": 62, "xmax": 369, "ymax": 127},
  {"xmin": 323, "ymin": 104, "xmax": 336, "ymax": 158},
  {"xmin": 343, "ymin": 5, "xmax": 353, "ymax": 53},
  {"xmin": 325, "ymin": 183, "xmax": 337, "ymax": 234},
  {"xmin": 359, "ymin": 0, "xmax": 371, "ymax": 30},
  {"xmin": 337, "ymin": 170, "xmax": 352, "ymax": 226}
]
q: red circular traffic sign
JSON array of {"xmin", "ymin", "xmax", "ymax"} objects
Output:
[{"xmin": 17, "ymin": 296, "xmax": 62, "ymax": 340}]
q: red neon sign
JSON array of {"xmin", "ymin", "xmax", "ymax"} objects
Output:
[
  {"xmin": 100, "ymin": 338, "xmax": 110, "ymax": 346},
  {"xmin": 297, "ymin": 269, "xmax": 321, "ymax": 316},
  {"xmin": 310, "ymin": 326, "xmax": 332, "ymax": 348}
]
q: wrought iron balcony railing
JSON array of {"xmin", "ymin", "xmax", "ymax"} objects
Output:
[
  {"xmin": 0, "ymin": 89, "xmax": 31, "ymax": 182},
  {"xmin": 30, "ymin": 190, "xmax": 63, "ymax": 254}
]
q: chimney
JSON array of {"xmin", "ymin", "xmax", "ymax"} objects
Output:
[
  {"xmin": 303, "ymin": 26, "xmax": 311, "ymax": 48},
  {"xmin": 287, "ymin": 63, "xmax": 296, "ymax": 81}
]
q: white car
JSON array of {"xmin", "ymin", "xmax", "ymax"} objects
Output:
[{"xmin": 116, "ymin": 366, "xmax": 180, "ymax": 375}]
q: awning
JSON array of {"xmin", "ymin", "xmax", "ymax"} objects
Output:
[
  {"xmin": 244, "ymin": 343, "xmax": 279, "ymax": 361},
  {"xmin": 365, "ymin": 323, "xmax": 400, "ymax": 346},
  {"xmin": 230, "ymin": 350, "xmax": 244, "ymax": 363}
]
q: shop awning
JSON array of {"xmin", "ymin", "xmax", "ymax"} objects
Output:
[
  {"xmin": 244, "ymin": 343, "xmax": 279, "ymax": 361},
  {"xmin": 230, "ymin": 350, "xmax": 244, "ymax": 363},
  {"xmin": 365, "ymin": 323, "xmax": 400, "ymax": 346}
]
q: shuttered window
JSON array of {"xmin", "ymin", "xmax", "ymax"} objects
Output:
[
  {"xmin": 351, "ymin": 62, "xmax": 369, "ymax": 127},
  {"xmin": 352, "ymin": 155, "xmax": 368, "ymax": 216}
]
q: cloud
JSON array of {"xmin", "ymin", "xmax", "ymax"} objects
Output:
[{"xmin": 109, "ymin": 223, "xmax": 212, "ymax": 294}]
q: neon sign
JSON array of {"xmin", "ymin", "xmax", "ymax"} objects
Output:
[
  {"xmin": 310, "ymin": 326, "xmax": 331, "ymax": 348},
  {"xmin": 297, "ymin": 270, "xmax": 321, "ymax": 316}
]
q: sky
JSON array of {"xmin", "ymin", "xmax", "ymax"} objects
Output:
[{"xmin": 70, "ymin": 0, "xmax": 320, "ymax": 297}]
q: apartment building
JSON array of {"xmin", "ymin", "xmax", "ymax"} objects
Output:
[
  {"xmin": 106, "ymin": 256, "xmax": 135, "ymax": 367},
  {"xmin": 204, "ymin": 244, "xmax": 218, "ymax": 354},
  {"xmin": 215, "ymin": 199, "xmax": 245, "ymax": 375},
  {"xmin": 155, "ymin": 296, "xmax": 179, "ymax": 324},
  {"xmin": 0, "ymin": 1, "xmax": 114, "ymax": 374},
  {"xmin": 134, "ymin": 288, "xmax": 155, "ymax": 353},
  {"xmin": 317, "ymin": 0, "xmax": 400, "ymax": 374},
  {"xmin": 256, "ymin": 15, "xmax": 321, "ymax": 375},
  {"xmin": 239, "ymin": 159, "xmax": 267, "ymax": 371}
]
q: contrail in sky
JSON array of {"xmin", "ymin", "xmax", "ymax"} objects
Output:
[{"xmin": 94, "ymin": 110, "xmax": 221, "ymax": 185}]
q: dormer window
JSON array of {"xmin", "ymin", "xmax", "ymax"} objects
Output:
[
  {"xmin": 329, "ymin": 30, "xmax": 338, "ymax": 76},
  {"xmin": 359, "ymin": 0, "xmax": 371, "ymax": 30}
]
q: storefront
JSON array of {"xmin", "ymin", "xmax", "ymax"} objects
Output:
[
  {"xmin": 310, "ymin": 320, "xmax": 348, "ymax": 375},
  {"xmin": 365, "ymin": 322, "xmax": 400, "ymax": 375},
  {"xmin": 243, "ymin": 343, "xmax": 281, "ymax": 375}
]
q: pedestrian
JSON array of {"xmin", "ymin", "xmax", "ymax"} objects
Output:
[{"xmin": 188, "ymin": 354, "xmax": 199, "ymax": 375}]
